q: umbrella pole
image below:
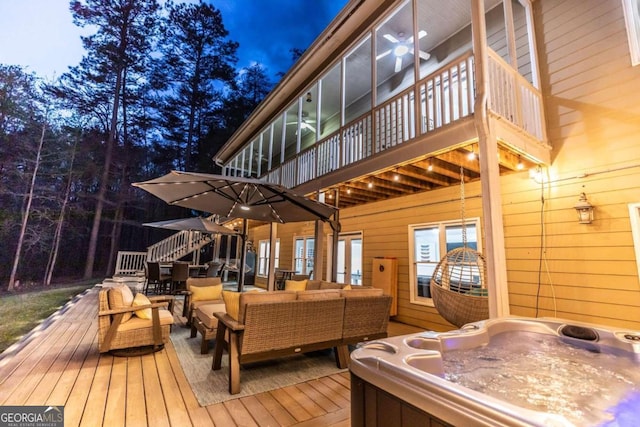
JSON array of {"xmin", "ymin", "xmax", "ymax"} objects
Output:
[{"xmin": 237, "ymin": 219, "xmax": 248, "ymax": 292}]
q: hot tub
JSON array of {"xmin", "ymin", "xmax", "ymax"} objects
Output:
[{"xmin": 349, "ymin": 317, "xmax": 640, "ymax": 427}]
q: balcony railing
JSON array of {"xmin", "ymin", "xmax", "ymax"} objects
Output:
[{"xmin": 259, "ymin": 49, "xmax": 544, "ymax": 189}]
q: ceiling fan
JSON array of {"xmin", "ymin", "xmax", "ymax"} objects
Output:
[
  {"xmin": 377, "ymin": 30, "xmax": 430, "ymax": 72},
  {"xmin": 286, "ymin": 113, "xmax": 316, "ymax": 133}
]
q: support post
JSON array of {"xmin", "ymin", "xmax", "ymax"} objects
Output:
[{"xmin": 472, "ymin": 0, "xmax": 510, "ymax": 318}]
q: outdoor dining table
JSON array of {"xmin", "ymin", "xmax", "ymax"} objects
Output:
[{"xmin": 160, "ymin": 264, "xmax": 207, "ymax": 277}]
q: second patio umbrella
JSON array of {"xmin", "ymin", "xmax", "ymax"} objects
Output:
[{"xmin": 142, "ymin": 216, "xmax": 238, "ymax": 235}]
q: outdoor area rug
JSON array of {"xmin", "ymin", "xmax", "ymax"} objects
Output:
[{"xmin": 170, "ymin": 324, "xmax": 347, "ymax": 406}]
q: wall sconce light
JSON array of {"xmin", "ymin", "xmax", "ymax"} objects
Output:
[
  {"xmin": 306, "ymin": 92, "xmax": 312, "ymax": 103},
  {"xmin": 574, "ymin": 192, "xmax": 594, "ymax": 224},
  {"xmin": 516, "ymin": 155, "xmax": 524, "ymax": 170},
  {"xmin": 427, "ymin": 158, "xmax": 433, "ymax": 172}
]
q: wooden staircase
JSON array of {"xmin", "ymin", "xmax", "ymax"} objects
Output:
[{"xmin": 114, "ymin": 230, "xmax": 215, "ymax": 276}]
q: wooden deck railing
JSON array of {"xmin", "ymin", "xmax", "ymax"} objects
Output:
[
  {"xmin": 114, "ymin": 230, "xmax": 214, "ymax": 276},
  {"xmin": 255, "ymin": 48, "xmax": 545, "ymax": 188}
]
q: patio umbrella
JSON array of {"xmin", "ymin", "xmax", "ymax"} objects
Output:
[
  {"xmin": 142, "ymin": 216, "xmax": 238, "ymax": 235},
  {"xmin": 133, "ymin": 171, "xmax": 340, "ymax": 290}
]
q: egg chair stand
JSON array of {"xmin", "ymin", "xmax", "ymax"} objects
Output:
[{"xmin": 430, "ymin": 166, "xmax": 489, "ymax": 327}]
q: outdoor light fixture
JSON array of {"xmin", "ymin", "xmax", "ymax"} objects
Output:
[
  {"xmin": 467, "ymin": 145, "xmax": 476, "ymax": 161},
  {"xmin": 516, "ymin": 155, "xmax": 524, "ymax": 170},
  {"xmin": 530, "ymin": 165, "xmax": 543, "ymax": 183},
  {"xmin": 368, "ymin": 181, "xmax": 373, "ymax": 189},
  {"xmin": 393, "ymin": 169, "xmax": 400, "ymax": 181},
  {"xmin": 574, "ymin": 192, "xmax": 594, "ymax": 224},
  {"xmin": 393, "ymin": 44, "xmax": 410, "ymax": 57},
  {"xmin": 427, "ymin": 158, "xmax": 434, "ymax": 172},
  {"xmin": 306, "ymin": 92, "xmax": 312, "ymax": 102}
]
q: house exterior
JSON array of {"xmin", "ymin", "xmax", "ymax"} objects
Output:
[{"xmin": 214, "ymin": 0, "xmax": 640, "ymax": 331}]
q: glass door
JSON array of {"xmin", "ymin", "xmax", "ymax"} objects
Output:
[{"xmin": 335, "ymin": 233, "xmax": 362, "ymax": 284}]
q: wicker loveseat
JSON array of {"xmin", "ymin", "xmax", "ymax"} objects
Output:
[
  {"xmin": 98, "ymin": 286, "xmax": 174, "ymax": 355},
  {"xmin": 212, "ymin": 287, "xmax": 391, "ymax": 394}
]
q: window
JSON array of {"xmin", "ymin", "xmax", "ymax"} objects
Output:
[
  {"xmin": 408, "ymin": 219, "xmax": 481, "ymax": 306},
  {"xmin": 344, "ymin": 36, "xmax": 372, "ymax": 124},
  {"xmin": 257, "ymin": 239, "xmax": 280, "ymax": 277},
  {"xmin": 623, "ymin": 0, "xmax": 640, "ymax": 66},
  {"xmin": 294, "ymin": 237, "xmax": 315, "ymax": 275}
]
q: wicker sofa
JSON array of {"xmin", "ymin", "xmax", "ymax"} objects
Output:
[
  {"xmin": 211, "ymin": 287, "xmax": 391, "ymax": 394},
  {"xmin": 97, "ymin": 286, "xmax": 174, "ymax": 355}
]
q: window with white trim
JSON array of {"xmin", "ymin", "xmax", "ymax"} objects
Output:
[
  {"xmin": 257, "ymin": 239, "xmax": 280, "ymax": 277},
  {"xmin": 623, "ymin": 0, "xmax": 640, "ymax": 66},
  {"xmin": 294, "ymin": 237, "xmax": 314, "ymax": 275},
  {"xmin": 408, "ymin": 218, "xmax": 481, "ymax": 306}
]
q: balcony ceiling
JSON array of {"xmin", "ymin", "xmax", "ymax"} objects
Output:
[{"xmin": 313, "ymin": 142, "xmax": 536, "ymax": 210}]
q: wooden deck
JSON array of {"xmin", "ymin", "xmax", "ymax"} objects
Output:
[{"xmin": 0, "ymin": 287, "xmax": 423, "ymax": 426}]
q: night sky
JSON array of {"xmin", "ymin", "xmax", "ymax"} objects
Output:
[{"xmin": 0, "ymin": 0, "xmax": 349, "ymax": 82}]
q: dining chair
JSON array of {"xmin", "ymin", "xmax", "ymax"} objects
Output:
[
  {"xmin": 170, "ymin": 262, "xmax": 189, "ymax": 294},
  {"xmin": 206, "ymin": 261, "xmax": 224, "ymax": 277},
  {"xmin": 145, "ymin": 261, "xmax": 170, "ymax": 294}
]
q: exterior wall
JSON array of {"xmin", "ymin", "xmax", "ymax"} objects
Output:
[{"xmin": 503, "ymin": 0, "xmax": 640, "ymax": 329}]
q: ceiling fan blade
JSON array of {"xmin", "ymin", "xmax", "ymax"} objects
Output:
[
  {"xmin": 383, "ymin": 33, "xmax": 399, "ymax": 43},
  {"xmin": 419, "ymin": 50, "xmax": 431, "ymax": 61},
  {"xmin": 376, "ymin": 49, "xmax": 392, "ymax": 60},
  {"xmin": 395, "ymin": 57, "xmax": 402, "ymax": 73},
  {"xmin": 301, "ymin": 122, "xmax": 316, "ymax": 132}
]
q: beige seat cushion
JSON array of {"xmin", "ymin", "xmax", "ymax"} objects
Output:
[
  {"xmin": 195, "ymin": 302, "xmax": 227, "ymax": 329},
  {"xmin": 116, "ymin": 309, "xmax": 173, "ymax": 332},
  {"xmin": 320, "ymin": 281, "xmax": 343, "ymax": 290},
  {"xmin": 108, "ymin": 285, "xmax": 135, "ymax": 323},
  {"xmin": 305, "ymin": 280, "xmax": 322, "ymax": 290},
  {"xmin": 192, "ymin": 299, "xmax": 223, "ymax": 312},
  {"xmin": 340, "ymin": 288, "xmax": 384, "ymax": 297},
  {"xmin": 296, "ymin": 289, "xmax": 341, "ymax": 300}
]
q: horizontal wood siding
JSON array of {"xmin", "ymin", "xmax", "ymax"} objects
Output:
[{"xmin": 505, "ymin": 0, "xmax": 640, "ymax": 329}]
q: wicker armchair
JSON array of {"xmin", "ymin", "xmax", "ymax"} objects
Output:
[{"xmin": 98, "ymin": 287, "xmax": 174, "ymax": 356}]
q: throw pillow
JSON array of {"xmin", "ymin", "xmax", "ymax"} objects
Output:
[
  {"xmin": 132, "ymin": 293, "xmax": 152, "ymax": 319},
  {"xmin": 108, "ymin": 285, "xmax": 135, "ymax": 323},
  {"xmin": 222, "ymin": 290, "xmax": 241, "ymax": 321},
  {"xmin": 191, "ymin": 284, "xmax": 223, "ymax": 302},
  {"xmin": 284, "ymin": 279, "xmax": 307, "ymax": 291}
]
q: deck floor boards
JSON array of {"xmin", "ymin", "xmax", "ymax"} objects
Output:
[{"xmin": 0, "ymin": 286, "xmax": 424, "ymax": 426}]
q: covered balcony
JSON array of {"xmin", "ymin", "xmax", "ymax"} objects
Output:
[{"xmin": 217, "ymin": 0, "xmax": 549, "ymax": 209}]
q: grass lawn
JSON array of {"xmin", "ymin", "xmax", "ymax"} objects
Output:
[{"xmin": 0, "ymin": 280, "xmax": 99, "ymax": 354}]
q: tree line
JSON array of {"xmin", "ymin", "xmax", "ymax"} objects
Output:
[{"xmin": 0, "ymin": 0, "xmax": 281, "ymax": 291}]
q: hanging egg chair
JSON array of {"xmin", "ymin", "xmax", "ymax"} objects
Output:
[
  {"xmin": 430, "ymin": 246, "xmax": 488, "ymax": 327},
  {"xmin": 430, "ymin": 165, "xmax": 489, "ymax": 327}
]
